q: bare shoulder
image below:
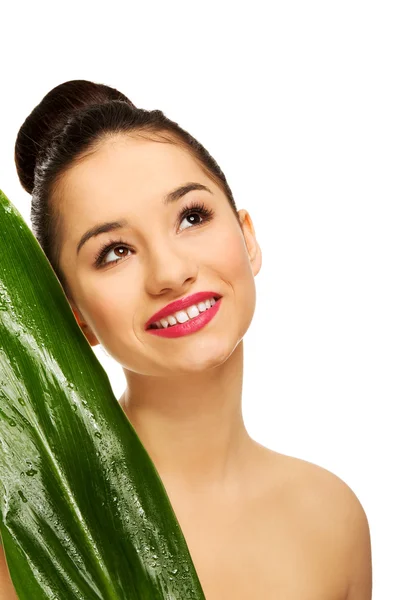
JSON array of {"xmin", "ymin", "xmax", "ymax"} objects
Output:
[
  {"xmin": 0, "ymin": 542, "xmax": 18, "ymax": 599},
  {"xmin": 266, "ymin": 448, "xmax": 367, "ymax": 516},
  {"xmin": 260, "ymin": 447, "xmax": 373, "ymax": 599}
]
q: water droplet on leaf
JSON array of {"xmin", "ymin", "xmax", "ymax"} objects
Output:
[{"xmin": 18, "ymin": 490, "xmax": 28, "ymax": 503}]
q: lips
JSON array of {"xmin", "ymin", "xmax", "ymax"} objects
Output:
[{"xmin": 145, "ymin": 291, "xmax": 222, "ymax": 330}]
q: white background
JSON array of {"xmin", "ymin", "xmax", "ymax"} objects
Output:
[{"xmin": 1, "ymin": 1, "xmax": 399, "ymax": 597}]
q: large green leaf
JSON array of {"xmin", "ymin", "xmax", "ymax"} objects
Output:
[{"xmin": 0, "ymin": 188, "xmax": 206, "ymax": 599}]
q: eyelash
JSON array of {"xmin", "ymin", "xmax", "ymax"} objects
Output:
[{"xmin": 93, "ymin": 201, "xmax": 215, "ymax": 269}]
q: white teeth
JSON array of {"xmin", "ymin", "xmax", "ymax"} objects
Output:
[
  {"xmin": 160, "ymin": 313, "xmax": 180, "ymax": 328},
  {"xmin": 151, "ymin": 297, "xmax": 218, "ymax": 329},
  {"xmin": 167, "ymin": 315, "xmax": 177, "ymax": 326},
  {"xmin": 175, "ymin": 310, "xmax": 189, "ymax": 324},
  {"xmin": 187, "ymin": 305, "xmax": 200, "ymax": 319}
]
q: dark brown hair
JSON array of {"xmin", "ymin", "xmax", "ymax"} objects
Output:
[{"xmin": 14, "ymin": 80, "xmax": 239, "ymax": 299}]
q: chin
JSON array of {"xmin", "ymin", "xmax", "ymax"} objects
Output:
[{"xmin": 174, "ymin": 337, "xmax": 239, "ymax": 373}]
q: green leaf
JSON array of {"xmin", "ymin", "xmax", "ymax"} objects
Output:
[{"xmin": 0, "ymin": 189, "xmax": 206, "ymax": 599}]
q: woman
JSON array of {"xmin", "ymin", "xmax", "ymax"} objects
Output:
[{"xmin": 0, "ymin": 80, "xmax": 372, "ymax": 599}]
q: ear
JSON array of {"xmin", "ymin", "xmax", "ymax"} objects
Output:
[
  {"xmin": 237, "ymin": 209, "xmax": 262, "ymax": 277},
  {"xmin": 69, "ymin": 301, "xmax": 100, "ymax": 348}
]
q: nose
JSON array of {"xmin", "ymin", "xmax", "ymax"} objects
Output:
[{"xmin": 144, "ymin": 241, "xmax": 198, "ymax": 297}]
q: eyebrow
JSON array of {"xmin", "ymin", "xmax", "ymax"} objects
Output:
[{"xmin": 76, "ymin": 182, "xmax": 213, "ymax": 255}]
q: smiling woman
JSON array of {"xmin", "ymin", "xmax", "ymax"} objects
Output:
[{"xmin": 2, "ymin": 79, "xmax": 372, "ymax": 599}]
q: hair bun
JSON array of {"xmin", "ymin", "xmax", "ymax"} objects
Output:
[{"xmin": 14, "ymin": 80, "xmax": 135, "ymax": 195}]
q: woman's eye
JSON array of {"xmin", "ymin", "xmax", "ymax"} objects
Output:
[
  {"xmin": 105, "ymin": 246, "xmax": 132, "ymax": 265},
  {"xmin": 179, "ymin": 211, "xmax": 203, "ymax": 231},
  {"xmin": 178, "ymin": 202, "xmax": 214, "ymax": 232},
  {"xmin": 94, "ymin": 243, "xmax": 133, "ymax": 268}
]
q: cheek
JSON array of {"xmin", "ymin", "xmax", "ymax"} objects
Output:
[
  {"xmin": 212, "ymin": 226, "xmax": 253, "ymax": 281},
  {"xmin": 75, "ymin": 276, "xmax": 132, "ymax": 336},
  {"xmin": 212, "ymin": 227, "xmax": 257, "ymax": 334}
]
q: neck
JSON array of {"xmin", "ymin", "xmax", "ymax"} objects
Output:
[{"xmin": 119, "ymin": 341, "xmax": 258, "ymax": 496}]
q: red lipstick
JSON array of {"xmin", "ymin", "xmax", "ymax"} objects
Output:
[
  {"xmin": 145, "ymin": 291, "xmax": 222, "ymax": 330},
  {"xmin": 146, "ymin": 296, "xmax": 222, "ymax": 338}
]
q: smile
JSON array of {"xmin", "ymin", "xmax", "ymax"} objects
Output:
[
  {"xmin": 149, "ymin": 296, "xmax": 218, "ymax": 329},
  {"xmin": 146, "ymin": 297, "xmax": 222, "ymax": 338}
]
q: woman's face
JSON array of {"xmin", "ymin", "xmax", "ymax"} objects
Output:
[{"xmin": 57, "ymin": 133, "xmax": 262, "ymax": 376}]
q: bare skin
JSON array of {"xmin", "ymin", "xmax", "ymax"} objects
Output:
[
  {"xmin": 0, "ymin": 133, "xmax": 372, "ymax": 597},
  {"xmin": 159, "ymin": 447, "xmax": 372, "ymax": 599},
  {"xmin": 0, "ymin": 448, "xmax": 372, "ymax": 598}
]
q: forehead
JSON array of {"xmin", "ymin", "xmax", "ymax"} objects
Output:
[{"xmin": 58, "ymin": 134, "xmax": 210, "ymax": 217}]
